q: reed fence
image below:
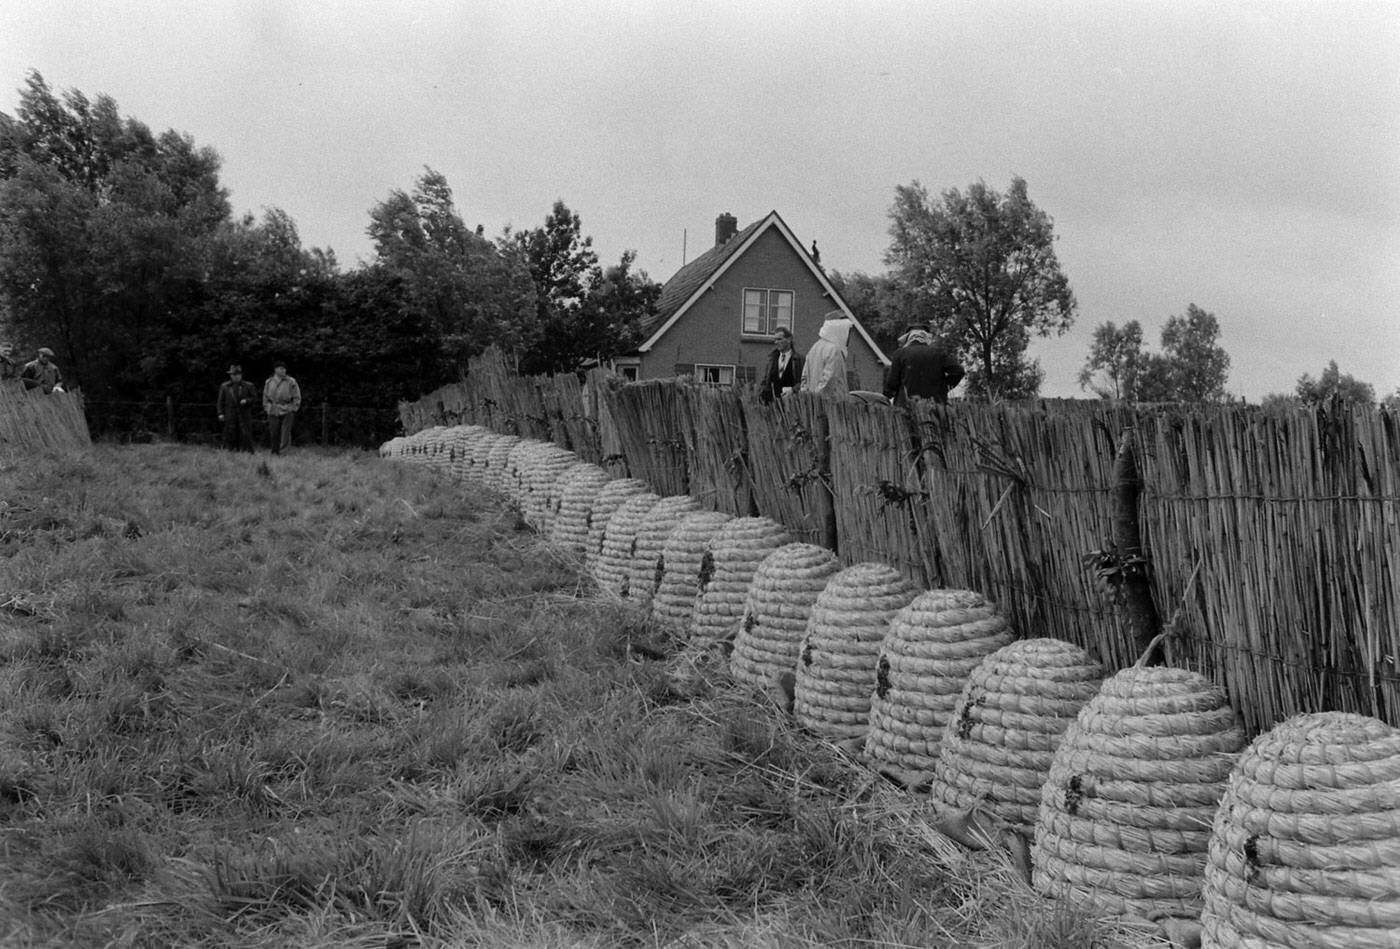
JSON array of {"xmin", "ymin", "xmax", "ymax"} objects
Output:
[
  {"xmin": 400, "ymin": 352, "xmax": 1400, "ymax": 732},
  {"xmin": 0, "ymin": 382, "xmax": 91, "ymax": 453}
]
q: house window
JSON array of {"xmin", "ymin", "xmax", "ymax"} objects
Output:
[
  {"xmin": 618, "ymin": 365, "xmax": 638, "ymax": 381},
  {"xmin": 742, "ymin": 289, "xmax": 794, "ymax": 335},
  {"xmin": 695, "ymin": 364, "xmax": 735, "ymax": 387}
]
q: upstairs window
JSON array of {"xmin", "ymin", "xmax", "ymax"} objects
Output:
[{"xmin": 742, "ymin": 288, "xmax": 794, "ymax": 336}]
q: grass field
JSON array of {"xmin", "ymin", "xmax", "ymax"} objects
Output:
[{"xmin": 0, "ymin": 444, "xmax": 1165, "ymax": 948}]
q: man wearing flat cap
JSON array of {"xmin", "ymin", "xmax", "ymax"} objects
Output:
[
  {"xmin": 20, "ymin": 347, "xmax": 62, "ymax": 393},
  {"xmin": 0, "ymin": 342, "xmax": 18, "ymax": 383},
  {"xmin": 217, "ymin": 364, "xmax": 258, "ymax": 452}
]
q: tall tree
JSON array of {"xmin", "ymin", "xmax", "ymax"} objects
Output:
[
  {"xmin": 1078, "ymin": 321, "xmax": 1146, "ymax": 400},
  {"xmin": 1079, "ymin": 306, "xmax": 1231, "ymax": 402},
  {"xmin": 885, "ymin": 176, "xmax": 1076, "ymax": 400},
  {"xmin": 1294, "ymin": 360, "xmax": 1375, "ymax": 405}
]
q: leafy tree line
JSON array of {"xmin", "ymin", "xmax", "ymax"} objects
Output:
[{"xmin": 0, "ymin": 71, "xmax": 659, "ymax": 426}]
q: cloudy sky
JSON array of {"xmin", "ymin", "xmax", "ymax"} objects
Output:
[{"xmin": 3, "ymin": 0, "xmax": 1397, "ymax": 399}]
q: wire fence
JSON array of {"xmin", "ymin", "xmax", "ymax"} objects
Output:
[{"xmin": 84, "ymin": 398, "xmax": 400, "ymax": 450}]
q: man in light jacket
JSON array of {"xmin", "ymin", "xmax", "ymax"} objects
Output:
[
  {"xmin": 263, "ymin": 361, "xmax": 302, "ymax": 454},
  {"xmin": 800, "ymin": 312, "xmax": 851, "ymax": 397}
]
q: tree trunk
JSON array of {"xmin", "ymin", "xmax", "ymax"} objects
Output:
[{"xmin": 1113, "ymin": 429, "xmax": 1162, "ymax": 662}]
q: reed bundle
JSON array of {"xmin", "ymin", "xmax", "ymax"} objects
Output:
[
  {"xmin": 926, "ymin": 638, "xmax": 1103, "ymax": 834},
  {"xmin": 1033, "ymin": 665, "xmax": 1245, "ymax": 922},
  {"xmin": 550, "ymin": 464, "xmax": 612, "ymax": 555},
  {"xmin": 730, "ymin": 543, "xmax": 843, "ymax": 694},
  {"xmin": 691, "ymin": 516, "xmax": 792, "ymax": 650},
  {"xmin": 593, "ymin": 492, "xmax": 662, "ymax": 599},
  {"xmin": 0, "ymin": 386, "xmax": 92, "ymax": 453},
  {"xmin": 681, "ymin": 386, "xmax": 754, "ymax": 516},
  {"xmin": 743, "ymin": 393, "xmax": 835, "ymax": 548},
  {"xmin": 582, "ymin": 478, "xmax": 650, "ymax": 576},
  {"xmin": 651, "ymin": 510, "xmax": 734, "ymax": 630},
  {"xmin": 865, "ymin": 589, "xmax": 1016, "ymax": 773},
  {"xmin": 626, "ymin": 495, "xmax": 702, "ymax": 610},
  {"xmin": 602, "ymin": 381, "xmax": 691, "ymax": 496},
  {"xmin": 793, "ymin": 563, "xmax": 920, "ymax": 742}
]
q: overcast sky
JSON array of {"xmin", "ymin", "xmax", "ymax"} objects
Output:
[{"xmin": 3, "ymin": 0, "xmax": 1397, "ymax": 399}]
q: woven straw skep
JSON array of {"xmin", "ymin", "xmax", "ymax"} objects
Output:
[
  {"xmin": 731, "ymin": 543, "xmax": 843, "ymax": 692},
  {"xmin": 1032, "ymin": 666, "xmax": 1245, "ymax": 923},
  {"xmin": 1200, "ymin": 711, "xmax": 1400, "ymax": 949},
  {"xmin": 865, "ymin": 589, "xmax": 1016, "ymax": 773},
  {"xmin": 519, "ymin": 444, "xmax": 578, "ymax": 533},
  {"xmin": 551, "ymin": 464, "xmax": 612, "ymax": 555},
  {"xmin": 534, "ymin": 458, "xmax": 594, "ymax": 542},
  {"xmin": 651, "ymin": 510, "xmax": 734, "ymax": 630},
  {"xmin": 793, "ymin": 563, "xmax": 920, "ymax": 742},
  {"xmin": 626, "ymin": 495, "xmax": 702, "ymax": 610},
  {"xmin": 481, "ymin": 434, "xmax": 522, "ymax": 495},
  {"xmin": 460, "ymin": 427, "xmax": 503, "ymax": 484},
  {"xmin": 502, "ymin": 438, "xmax": 541, "ymax": 506},
  {"xmin": 926, "ymin": 638, "xmax": 1103, "ymax": 835},
  {"xmin": 583, "ymin": 478, "xmax": 649, "ymax": 576},
  {"xmin": 691, "ymin": 517, "xmax": 793, "ymax": 649},
  {"xmin": 593, "ymin": 492, "xmax": 662, "ymax": 599}
]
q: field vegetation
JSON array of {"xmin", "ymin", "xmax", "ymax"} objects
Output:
[{"xmin": 0, "ymin": 445, "xmax": 1164, "ymax": 948}]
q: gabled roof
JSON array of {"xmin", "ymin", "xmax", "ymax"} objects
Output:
[{"xmin": 638, "ymin": 210, "xmax": 889, "ymax": 365}]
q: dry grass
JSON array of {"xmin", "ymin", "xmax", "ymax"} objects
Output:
[{"xmin": 0, "ymin": 443, "xmax": 1166, "ymax": 948}]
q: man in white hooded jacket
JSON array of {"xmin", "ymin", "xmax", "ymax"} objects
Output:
[{"xmin": 800, "ymin": 312, "xmax": 851, "ymax": 396}]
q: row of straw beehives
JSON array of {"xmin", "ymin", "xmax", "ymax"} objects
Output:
[{"xmin": 382, "ymin": 425, "xmax": 1400, "ymax": 948}]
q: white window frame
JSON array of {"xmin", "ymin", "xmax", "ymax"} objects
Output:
[
  {"xmin": 695, "ymin": 364, "xmax": 736, "ymax": 387},
  {"xmin": 742, "ymin": 288, "xmax": 794, "ymax": 337}
]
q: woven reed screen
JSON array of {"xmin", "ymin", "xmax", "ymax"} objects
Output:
[
  {"xmin": 681, "ymin": 386, "xmax": 754, "ymax": 517},
  {"xmin": 743, "ymin": 393, "xmax": 835, "ymax": 548},
  {"xmin": 604, "ymin": 382, "xmax": 690, "ymax": 497}
]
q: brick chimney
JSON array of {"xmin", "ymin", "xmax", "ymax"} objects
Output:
[{"xmin": 715, "ymin": 212, "xmax": 738, "ymax": 247}]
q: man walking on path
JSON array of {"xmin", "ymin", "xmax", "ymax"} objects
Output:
[
  {"xmin": 217, "ymin": 364, "xmax": 258, "ymax": 452},
  {"xmin": 262, "ymin": 362, "xmax": 301, "ymax": 454},
  {"xmin": 883, "ymin": 325, "xmax": 964, "ymax": 406},
  {"xmin": 20, "ymin": 347, "xmax": 62, "ymax": 393}
]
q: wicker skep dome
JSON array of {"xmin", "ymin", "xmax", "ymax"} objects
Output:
[
  {"xmin": 459, "ymin": 428, "xmax": 502, "ymax": 485},
  {"xmin": 731, "ymin": 543, "xmax": 842, "ymax": 693},
  {"xmin": 626, "ymin": 495, "xmax": 702, "ymax": 610},
  {"xmin": 651, "ymin": 510, "xmax": 734, "ymax": 630},
  {"xmin": 592, "ymin": 492, "xmax": 662, "ymax": 599},
  {"xmin": 583, "ymin": 478, "xmax": 650, "ymax": 576},
  {"xmin": 1031, "ymin": 666, "xmax": 1245, "ymax": 924},
  {"xmin": 926, "ymin": 638, "xmax": 1103, "ymax": 835},
  {"xmin": 864, "ymin": 589, "xmax": 1016, "ymax": 774},
  {"xmin": 481, "ymin": 434, "xmax": 522, "ymax": 495},
  {"xmin": 519, "ymin": 445, "xmax": 578, "ymax": 533},
  {"xmin": 792, "ymin": 563, "xmax": 920, "ymax": 743},
  {"xmin": 501, "ymin": 438, "xmax": 541, "ymax": 506},
  {"xmin": 1200, "ymin": 711, "xmax": 1400, "ymax": 949},
  {"xmin": 550, "ymin": 464, "xmax": 612, "ymax": 554},
  {"xmin": 690, "ymin": 517, "xmax": 793, "ymax": 650}
]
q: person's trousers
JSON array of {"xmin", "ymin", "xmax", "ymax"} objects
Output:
[
  {"xmin": 223, "ymin": 416, "xmax": 254, "ymax": 452},
  {"xmin": 267, "ymin": 412, "xmax": 295, "ymax": 454}
]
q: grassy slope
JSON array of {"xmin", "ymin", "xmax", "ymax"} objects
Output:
[{"xmin": 0, "ymin": 445, "xmax": 1163, "ymax": 949}]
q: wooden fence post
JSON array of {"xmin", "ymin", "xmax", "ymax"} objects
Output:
[
  {"xmin": 166, "ymin": 396, "xmax": 175, "ymax": 438},
  {"xmin": 321, "ymin": 401, "xmax": 328, "ymax": 444}
]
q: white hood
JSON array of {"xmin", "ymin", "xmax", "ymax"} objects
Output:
[{"xmin": 817, "ymin": 317, "xmax": 851, "ymax": 351}]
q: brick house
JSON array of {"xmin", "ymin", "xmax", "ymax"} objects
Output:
[{"xmin": 614, "ymin": 211, "xmax": 888, "ymax": 390}]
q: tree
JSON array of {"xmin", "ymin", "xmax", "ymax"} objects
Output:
[
  {"xmin": 825, "ymin": 269, "xmax": 916, "ymax": 357},
  {"xmin": 1078, "ymin": 320, "xmax": 1146, "ymax": 399},
  {"xmin": 1077, "ymin": 305, "xmax": 1231, "ymax": 402},
  {"xmin": 885, "ymin": 176, "xmax": 1076, "ymax": 400},
  {"xmin": 1294, "ymin": 360, "xmax": 1375, "ymax": 405}
]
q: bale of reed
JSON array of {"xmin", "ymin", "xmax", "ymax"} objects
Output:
[
  {"xmin": 551, "ymin": 464, "xmax": 613, "ymax": 554},
  {"xmin": 1199, "ymin": 711, "xmax": 1400, "ymax": 949},
  {"xmin": 583, "ymin": 478, "xmax": 650, "ymax": 576},
  {"xmin": 593, "ymin": 492, "xmax": 662, "ymax": 598},
  {"xmin": 865, "ymin": 589, "xmax": 1016, "ymax": 773},
  {"xmin": 731, "ymin": 543, "xmax": 842, "ymax": 693},
  {"xmin": 482, "ymin": 434, "xmax": 522, "ymax": 495},
  {"xmin": 1032, "ymin": 665, "xmax": 1245, "ymax": 923},
  {"xmin": 691, "ymin": 516, "xmax": 792, "ymax": 649},
  {"xmin": 926, "ymin": 638, "xmax": 1103, "ymax": 834},
  {"xmin": 652, "ymin": 510, "xmax": 734, "ymax": 630},
  {"xmin": 793, "ymin": 563, "xmax": 920, "ymax": 742},
  {"xmin": 627, "ymin": 495, "xmax": 702, "ymax": 610}
]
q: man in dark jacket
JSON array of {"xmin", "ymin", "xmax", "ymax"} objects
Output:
[
  {"xmin": 760, "ymin": 326, "xmax": 804, "ymax": 403},
  {"xmin": 883, "ymin": 326, "xmax": 964, "ymax": 406},
  {"xmin": 217, "ymin": 364, "xmax": 258, "ymax": 452}
]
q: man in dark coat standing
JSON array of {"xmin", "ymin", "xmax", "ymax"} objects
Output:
[
  {"xmin": 217, "ymin": 364, "xmax": 258, "ymax": 452},
  {"xmin": 883, "ymin": 325, "xmax": 965, "ymax": 406},
  {"xmin": 760, "ymin": 326, "xmax": 804, "ymax": 403}
]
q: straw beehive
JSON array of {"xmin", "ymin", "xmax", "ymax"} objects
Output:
[
  {"xmin": 690, "ymin": 517, "xmax": 793, "ymax": 649},
  {"xmin": 1200, "ymin": 711, "xmax": 1400, "ymax": 949},
  {"xmin": 458, "ymin": 427, "xmax": 499, "ymax": 484},
  {"xmin": 550, "ymin": 464, "xmax": 612, "ymax": 554},
  {"xmin": 481, "ymin": 434, "xmax": 522, "ymax": 495},
  {"xmin": 583, "ymin": 478, "xmax": 650, "ymax": 576},
  {"xmin": 793, "ymin": 563, "xmax": 920, "ymax": 742},
  {"xmin": 926, "ymin": 638, "xmax": 1103, "ymax": 835},
  {"xmin": 1032, "ymin": 665, "xmax": 1245, "ymax": 923},
  {"xmin": 501, "ymin": 438, "xmax": 540, "ymax": 504},
  {"xmin": 651, "ymin": 510, "xmax": 734, "ymax": 630},
  {"xmin": 731, "ymin": 543, "xmax": 842, "ymax": 692},
  {"xmin": 593, "ymin": 492, "xmax": 662, "ymax": 598},
  {"xmin": 519, "ymin": 445, "xmax": 578, "ymax": 533},
  {"xmin": 626, "ymin": 495, "xmax": 702, "ymax": 610},
  {"xmin": 864, "ymin": 589, "xmax": 1016, "ymax": 773}
]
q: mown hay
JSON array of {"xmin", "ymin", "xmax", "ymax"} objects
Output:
[
  {"xmin": 690, "ymin": 516, "xmax": 792, "ymax": 650},
  {"xmin": 865, "ymin": 589, "xmax": 1016, "ymax": 773},
  {"xmin": 593, "ymin": 492, "xmax": 662, "ymax": 599},
  {"xmin": 651, "ymin": 510, "xmax": 734, "ymax": 630},
  {"xmin": 626, "ymin": 495, "xmax": 701, "ymax": 610},
  {"xmin": 1200, "ymin": 711, "xmax": 1400, "ymax": 949},
  {"xmin": 550, "ymin": 464, "xmax": 612, "ymax": 554},
  {"xmin": 1033, "ymin": 666, "xmax": 1245, "ymax": 922},
  {"xmin": 582, "ymin": 478, "xmax": 650, "ymax": 576},
  {"xmin": 730, "ymin": 543, "xmax": 842, "ymax": 694},
  {"xmin": 926, "ymin": 638, "xmax": 1103, "ymax": 834},
  {"xmin": 793, "ymin": 563, "xmax": 920, "ymax": 742}
]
